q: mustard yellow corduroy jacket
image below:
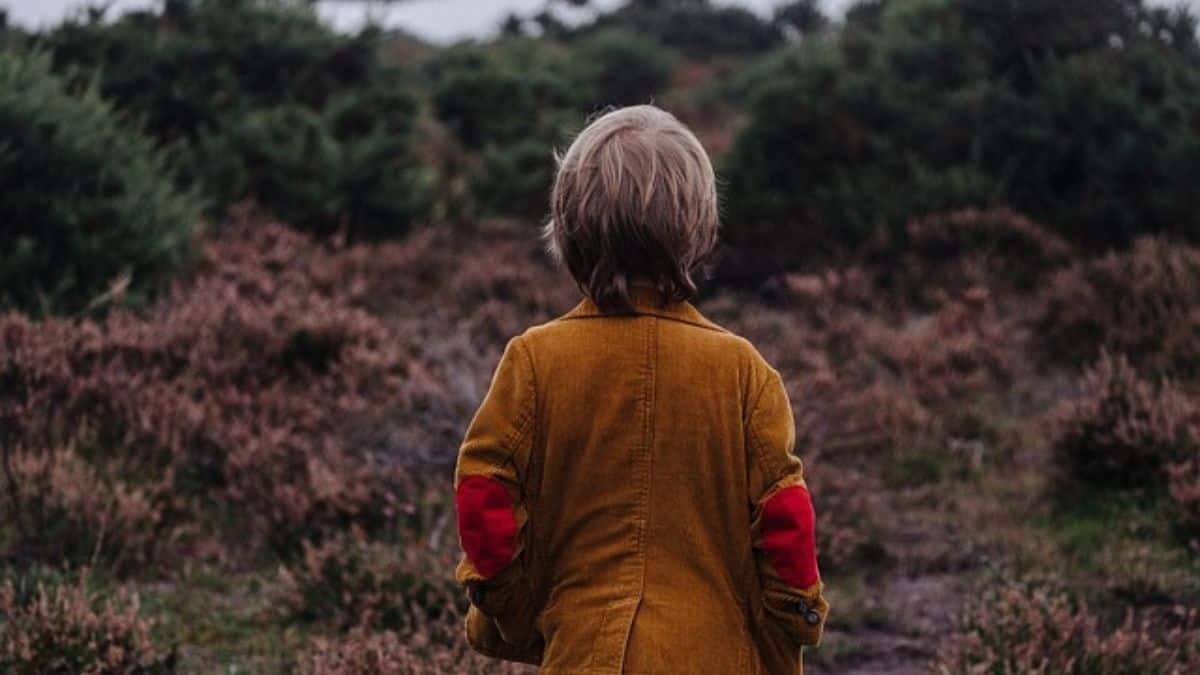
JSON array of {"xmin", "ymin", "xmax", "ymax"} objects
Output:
[{"xmin": 454, "ymin": 286, "xmax": 829, "ymax": 674}]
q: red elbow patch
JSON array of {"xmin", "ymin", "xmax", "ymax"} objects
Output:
[
  {"xmin": 761, "ymin": 485, "xmax": 820, "ymax": 589},
  {"xmin": 456, "ymin": 475, "xmax": 517, "ymax": 578}
]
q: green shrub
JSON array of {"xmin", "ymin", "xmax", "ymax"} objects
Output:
[
  {"xmin": 0, "ymin": 223, "xmax": 414, "ymax": 564},
  {"xmin": 773, "ymin": 0, "xmax": 830, "ymax": 36},
  {"xmin": 571, "ymin": 30, "xmax": 679, "ymax": 108},
  {"xmin": 996, "ymin": 40, "xmax": 1200, "ymax": 248},
  {"xmin": 430, "ymin": 40, "xmax": 578, "ymax": 151},
  {"xmin": 723, "ymin": 0, "xmax": 1200, "ymax": 270},
  {"xmin": 470, "ymin": 140, "xmax": 556, "ymax": 220},
  {"xmin": 190, "ymin": 98, "xmax": 428, "ymax": 238},
  {"xmin": 0, "ymin": 9, "xmax": 29, "ymax": 51},
  {"xmin": 0, "ymin": 50, "xmax": 200, "ymax": 315},
  {"xmin": 580, "ymin": 0, "xmax": 783, "ymax": 58},
  {"xmin": 427, "ymin": 30, "xmax": 678, "ymax": 221},
  {"xmin": 722, "ymin": 39, "xmax": 913, "ymax": 261},
  {"xmin": 43, "ymin": 0, "xmax": 428, "ymax": 238},
  {"xmin": 428, "ymin": 40, "xmax": 579, "ymax": 220}
]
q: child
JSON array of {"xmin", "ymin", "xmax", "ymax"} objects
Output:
[{"xmin": 454, "ymin": 105, "xmax": 828, "ymax": 674}]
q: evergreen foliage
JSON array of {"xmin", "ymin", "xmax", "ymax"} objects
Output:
[
  {"xmin": 0, "ymin": 50, "xmax": 200, "ymax": 315},
  {"xmin": 428, "ymin": 31, "xmax": 678, "ymax": 220},
  {"xmin": 580, "ymin": 0, "xmax": 783, "ymax": 57},
  {"xmin": 724, "ymin": 0, "xmax": 1200, "ymax": 269},
  {"xmin": 42, "ymin": 0, "xmax": 429, "ymax": 238},
  {"xmin": 571, "ymin": 29, "xmax": 679, "ymax": 108},
  {"xmin": 429, "ymin": 40, "xmax": 582, "ymax": 219},
  {"xmin": 774, "ymin": 0, "xmax": 831, "ymax": 36},
  {"xmin": 430, "ymin": 40, "xmax": 578, "ymax": 151}
]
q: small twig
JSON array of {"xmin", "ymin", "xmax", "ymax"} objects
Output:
[
  {"xmin": 428, "ymin": 508, "xmax": 452, "ymax": 553},
  {"xmin": 90, "ymin": 515, "xmax": 109, "ymax": 571}
]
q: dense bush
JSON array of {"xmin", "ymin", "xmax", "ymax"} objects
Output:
[
  {"xmin": 42, "ymin": 0, "xmax": 428, "ymax": 237},
  {"xmin": 0, "ymin": 50, "xmax": 200, "ymax": 315},
  {"xmin": 716, "ymin": 257, "xmax": 1025, "ymax": 571},
  {"xmin": 0, "ymin": 575, "xmax": 175, "ymax": 674},
  {"xmin": 773, "ymin": 0, "xmax": 830, "ymax": 37},
  {"xmin": 429, "ymin": 40, "xmax": 578, "ymax": 151},
  {"xmin": 0, "ymin": 10, "xmax": 30, "ymax": 51},
  {"xmin": 1033, "ymin": 237, "xmax": 1200, "ymax": 378},
  {"xmin": 189, "ymin": 96, "xmax": 428, "ymax": 239},
  {"xmin": 1168, "ymin": 458, "xmax": 1200, "ymax": 550},
  {"xmin": 1051, "ymin": 353, "xmax": 1197, "ymax": 492},
  {"xmin": 0, "ymin": 223, "xmax": 411, "ymax": 565},
  {"xmin": 876, "ymin": 293, "xmax": 1020, "ymax": 408},
  {"xmin": 279, "ymin": 529, "xmax": 460, "ymax": 634},
  {"xmin": 940, "ymin": 584, "xmax": 1200, "ymax": 674},
  {"xmin": 871, "ymin": 208, "xmax": 1074, "ymax": 306},
  {"xmin": 578, "ymin": 0, "xmax": 783, "ymax": 57},
  {"xmin": 426, "ymin": 29, "xmax": 680, "ymax": 220},
  {"xmin": 570, "ymin": 30, "xmax": 679, "ymax": 108},
  {"xmin": 723, "ymin": 0, "xmax": 1200, "ymax": 268},
  {"xmin": 428, "ymin": 40, "xmax": 580, "ymax": 219},
  {"xmin": 299, "ymin": 627, "xmax": 530, "ymax": 675},
  {"xmin": 0, "ymin": 218, "xmax": 577, "ymax": 570},
  {"xmin": 6, "ymin": 2, "xmax": 1200, "ymax": 666},
  {"xmin": 469, "ymin": 140, "xmax": 557, "ymax": 220},
  {"xmin": 1, "ymin": 445, "xmax": 162, "ymax": 575},
  {"xmin": 747, "ymin": 264, "xmax": 1020, "ymax": 408}
]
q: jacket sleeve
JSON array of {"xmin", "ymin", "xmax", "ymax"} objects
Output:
[
  {"xmin": 454, "ymin": 335, "xmax": 543, "ymax": 665},
  {"xmin": 747, "ymin": 366, "xmax": 830, "ymax": 653}
]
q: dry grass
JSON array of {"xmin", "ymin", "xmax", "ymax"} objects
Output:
[
  {"xmin": 939, "ymin": 584, "xmax": 1200, "ymax": 675},
  {"xmin": 1033, "ymin": 237, "xmax": 1200, "ymax": 378},
  {"xmin": 0, "ymin": 573, "xmax": 175, "ymax": 674},
  {"xmin": 1050, "ymin": 352, "xmax": 1198, "ymax": 492},
  {"xmin": 2, "ymin": 210, "xmax": 1199, "ymax": 671},
  {"xmin": 299, "ymin": 627, "xmax": 532, "ymax": 675}
]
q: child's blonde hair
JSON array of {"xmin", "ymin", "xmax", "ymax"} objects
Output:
[{"xmin": 544, "ymin": 105, "xmax": 719, "ymax": 313}]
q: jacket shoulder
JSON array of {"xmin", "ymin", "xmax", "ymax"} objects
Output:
[
  {"xmin": 517, "ymin": 310, "xmax": 777, "ymax": 397},
  {"xmin": 517, "ymin": 304, "xmax": 771, "ymax": 356}
]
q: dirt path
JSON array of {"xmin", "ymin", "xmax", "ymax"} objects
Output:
[
  {"xmin": 811, "ymin": 480, "xmax": 975, "ymax": 675},
  {"xmin": 826, "ymin": 575, "xmax": 962, "ymax": 675}
]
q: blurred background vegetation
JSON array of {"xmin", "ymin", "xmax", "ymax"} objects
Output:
[{"xmin": 1, "ymin": 0, "xmax": 1199, "ymax": 673}]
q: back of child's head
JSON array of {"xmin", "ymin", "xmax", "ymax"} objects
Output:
[{"xmin": 545, "ymin": 105, "xmax": 719, "ymax": 313}]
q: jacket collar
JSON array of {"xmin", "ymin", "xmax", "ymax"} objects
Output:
[{"xmin": 562, "ymin": 283, "xmax": 727, "ymax": 333}]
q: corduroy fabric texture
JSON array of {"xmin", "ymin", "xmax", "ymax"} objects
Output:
[{"xmin": 454, "ymin": 285, "xmax": 829, "ymax": 674}]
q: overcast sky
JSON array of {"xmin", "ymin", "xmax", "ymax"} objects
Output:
[
  {"xmin": 2, "ymin": 0, "xmax": 1196, "ymax": 42},
  {"xmin": 2, "ymin": 0, "xmax": 857, "ymax": 40}
]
